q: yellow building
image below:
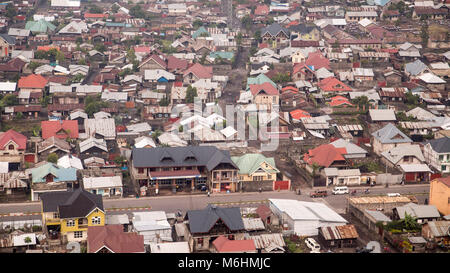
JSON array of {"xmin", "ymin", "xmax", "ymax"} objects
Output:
[
  {"xmin": 41, "ymin": 188, "xmax": 105, "ymax": 242},
  {"xmin": 429, "ymin": 177, "xmax": 450, "ymax": 216},
  {"xmin": 231, "ymin": 153, "xmax": 280, "ymax": 183}
]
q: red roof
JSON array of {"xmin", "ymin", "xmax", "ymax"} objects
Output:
[
  {"xmin": 88, "ymin": 225, "xmax": 144, "ymax": 253},
  {"xmin": 134, "ymin": 46, "xmax": 152, "ymax": 53},
  {"xmin": 303, "ymin": 144, "xmax": 347, "ymax": 167},
  {"xmin": 249, "ymin": 82, "xmax": 279, "ymax": 96},
  {"xmin": 258, "ymin": 42, "xmax": 269, "ymax": 49},
  {"xmin": 293, "ymin": 62, "xmax": 314, "ymax": 75},
  {"xmin": 212, "ymin": 236, "xmax": 256, "ymax": 253},
  {"xmin": 290, "ymin": 109, "xmax": 310, "ymax": 120},
  {"xmin": 167, "ymin": 55, "xmax": 188, "ymax": 71},
  {"xmin": 141, "ymin": 54, "xmax": 167, "ymax": 69},
  {"xmin": 0, "ymin": 129, "xmax": 27, "ymax": 151},
  {"xmin": 305, "ymin": 51, "xmax": 330, "ymax": 70},
  {"xmin": 18, "ymin": 74, "xmax": 48, "ymax": 89},
  {"xmin": 433, "ymin": 177, "xmax": 450, "ymax": 187},
  {"xmin": 183, "ymin": 63, "xmax": 213, "ymax": 79},
  {"xmin": 174, "ymin": 81, "xmax": 183, "ymax": 87},
  {"xmin": 41, "ymin": 120, "xmax": 79, "ymax": 140},
  {"xmin": 37, "ymin": 46, "xmax": 60, "ymax": 52},
  {"xmin": 254, "ymin": 5, "xmax": 269, "ymax": 16},
  {"xmin": 330, "ymin": 96, "xmax": 353, "ymax": 107},
  {"xmin": 282, "ymin": 86, "xmax": 298, "ymax": 93},
  {"xmin": 318, "ymin": 77, "xmax": 352, "ymax": 92}
]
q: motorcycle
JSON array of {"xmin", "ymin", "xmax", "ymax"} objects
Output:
[
  {"xmin": 351, "ymin": 190, "xmax": 357, "ymax": 196},
  {"xmin": 364, "ymin": 189, "xmax": 370, "ymax": 194}
]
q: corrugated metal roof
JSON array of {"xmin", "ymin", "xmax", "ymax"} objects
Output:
[
  {"xmin": 242, "ymin": 218, "xmax": 266, "ymax": 231},
  {"xmin": 247, "ymin": 233, "xmax": 285, "ymax": 249},
  {"xmin": 427, "ymin": 221, "xmax": 450, "ymax": 237},
  {"xmin": 320, "ymin": 224, "xmax": 358, "ymax": 240},
  {"xmin": 350, "ymin": 196, "xmax": 413, "ymax": 204}
]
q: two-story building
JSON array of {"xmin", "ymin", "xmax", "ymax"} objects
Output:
[
  {"xmin": 423, "ymin": 137, "xmax": 450, "ymax": 174},
  {"xmin": 231, "ymin": 153, "xmax": 280, "ymax": 191},
  {"xmin": 249, "ymin": 82, "xmax": 280, "ymax": 111},
  {"xmin": 40, "ymin": 188, "xmax": 105, "ymax": 242},
  {"xmin": 0, "ymin": 129, "xmax": 27, "ymax": 171},
  {"xmin": 371, "ymin": 123, "xmax": 413, "ymax": 156},
  {"xmin": 130, "ymin": 146, "xmax": 239, "ymax": 193},
  {"xmin": 429, "ymin": 177, "xmax": 450, "ymax": 216}
]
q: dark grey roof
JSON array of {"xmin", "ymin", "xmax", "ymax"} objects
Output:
[
  {"xmin": 186, "ymin": 205, "xmax": 244, "ymax": 233},
  {"xmin": 261, "ymin": 23, "xmax": 290, "ymax": 37},
  {"xmin": 131, "ymin": 146, "xmax": 238, "ymax": 171},
  {"xmin": 426, "ymin": 137, "xmax": 450, "ymax": 153},
  {"xmin": 288, "ymin": 24, "xmax": 318, "ymax": 34},
  {"xmin": 41, "ymin": 188, "xmax": 104, "ymax": 218},
  {"xmin": 0, "ymin": 34, "xmax": 16, "ymax": 45}
]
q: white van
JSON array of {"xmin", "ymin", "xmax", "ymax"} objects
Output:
[
  {"xmin": 332, "ymin": 186, "xmax": 349, "ymax": 195},
  {"xmin": 305, "ymin": 238, "xmax": 321, "ymax": 253},
  {"xmin": 387, "ymin": 193, "xmax": 400, "ymax": 197}
]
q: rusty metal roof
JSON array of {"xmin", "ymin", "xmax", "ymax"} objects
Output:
[
  {"xmin": 349, "ymin": 196, "xmax": 413, "ymax": 204},
  {"xmin": 320, "ymin": 224, "xmax": 358, "ymax": 240}
]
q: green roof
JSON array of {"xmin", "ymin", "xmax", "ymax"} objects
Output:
[
  {"xmin": 25, "ymin": 19, "xmax": 56, "ymax": 33},
  {"xmin": 210, "ymin": 51, "xmax": 234, "ymax": 60},
  {"xmin": 31, "ymin": 163, "xmax": 77, "ymax": 183},
  {"xmin": 192, "ymin": 26, "xmax": 210, "ymax": 39},
  {"xmin": 231, "ymin": 153, "xmax": 279, "ymax": 175},
  {"xmin": 246, "ymin": 73, "xmax": 276, "ymax": 91}
]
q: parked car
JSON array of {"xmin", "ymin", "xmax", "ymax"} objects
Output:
[
  {"xmin": 387, "ymin": 193, "xmax": 400, "ymax": 197},
  {"xmin": 310, "ymin": 190, "xmax": 328, "ymax": 198},
  {"xmin": 332, "ymin": 186, "xmax": 349, "ymax": 195},
  {"xmin": 305, "ymin": 238, "xmax": 321, "ymax": 253},
  {"xmin": 196, "ymin": 183, "xmax": 207, "ymax": 191}
]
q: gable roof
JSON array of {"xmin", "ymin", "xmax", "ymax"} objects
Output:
[
  {"xmin": 0, "ymin": 34, "xmax": 16, "ymax": 45},
  {"xmin": 371, "ymin": 123, "xmax": 413, "ymax": 144},
  {"xmin": 18, "ymin": 74, "xmax": 48, "ymax": 89},
  {"xmin": 303, "ymin": 144, "xmax": 347, "ymax": 167},
  {"xmin": 381, "ymin": 145, "xmax": 425, "ymax": 165},
  {"xmin": 405, "ymin": 60, "xmax": 428, "ymax": 76},
  {"xmin": 186, "ymin": 205, "xmax": 244, "ymax": 233},
  {"xmin": 246, "ymin": 73, "xmax": 277, "ymax": 90},
  {"xmin": 183, "ymin": 63, "xmax": 213, "ymax": 79},
  {"xmin": 213, "ymin": 236, "xmax": 256, "ymax": 253},
  {"xmin": 31, "ymin": 162, "xmax": 77, "ymax": 183},
  {"xmin": 167, "ymin": 55, "xmax": 188, "ymax": 71},
  {"xmin": 88, "ymin": 225, "xmax": 144, "ymax": 253},
  {"xmin": 318, "ymin": 77, "xmax": 352, "ymax": 92},
  {"xmin": 231, "ymin": 154, "xmax": 279, "ymax": 175},
  {"xmin": 426, "ymin": 137, "xmax": 450, "ymax": 153},
  {"xmin": 305, "ymin": 51, "xmax": 330, "ymax": 70},
  {"xmin": 249, "ymin": 82, "xmax": 279, "ymax": 96},
  {"xmin": 261, "ymin": 23, "xmax": 290, "ymax": 37},
  {"xmin": 369, "ymin": 109, "xmax": 396, "ymax": 121},
  {"xmin": 41, "ymin": 188, "xmax": 104, "ymax": 218},
  {"xmin": 41, "ymin": 120, "xmax": 79, "ymax": 139},
  {"xmin": 139, "ymin": 54, "xmax": 167, "ymax": 70},
  {"xmin": 0, "ymin": 129, "xmax": 27, "ymax": 150},
  {"xmin": 330, "ymin": 138, "xmax": 367, "ymax": 156},
  {"xmin": 132, "ymin": 146, "xmax": 237, "ymax": 171}
]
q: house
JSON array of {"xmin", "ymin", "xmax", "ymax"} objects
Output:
[
  {"xmin": 138, "ymin": 54, "xmax": 167, "ymax": 71},
  {"xmin": 231, "ymin": 154, "xmax": 280, "ymax": 191},
  {"xmin": 249, "ymin": 82, "xmax": 279, "ymax": 110},
  {"xmin": 345, "ymin": 11, "xmax": 378, "ymax": 22},
  {"xmin": 149, "ymin": 242, "xmax": 190, "ymax": 253},
  {"xmin": 41, "ymin": 120, "xmax": 79, "ymax": 140},
  {"xmin": 130, "ymin": 146, "xmax": 238, "ymax": 193},
  {"xmin": 0, "ymin": 34, "xmax": 15, "ymax": 58},
  {"xmin": 184, "ymin": 205, "xmax": 245, "ymax": 252},
  {"xmin": 31, "ymin": 162, "xmax": 78, "ymax": 201},
  {"xmin": 87, "ymin": 225, "xmax": 144, "ymax": 253},
  {"xmin": 368, "ymin": 109, "xmax": 397, "ymax": 122},
  {"xmin": 261, "ymin": 23, "xmax": 290, "ymax": 47},
  {"xmin": 288, "ymin": 24, "xmax": 320, "ymax": 41},
  {"xmin": 421, "ymin": 221, "xmax": 450, "ymax": 248},
  {"xmin": 57, "ymin": 155, "xmax": 83, "ymax": 170},
  {"xmin": 381, "ymin": 145, "xmax": 426, "ymax": 169},
  {"xmin": 82, "ymin": 176, "xmax": 123, "ymax": 198},
  {"xmin": 429, "ymin": 177, "xmax": 450, "ymax": 216},
  {"xmin": 305, "ymin": 51, "xmax": 330, "ymax": 70},
  {"xmin": 25, "ymin": 19, "xmax": 56, "ymax": 34},
  {"xmin": 318, "ymin": 77, "xmax": 352, "ymax": 93},
  {"xmin": 352, "ymin": 68, "xmax": 374, "ymax": 82},
  {"xmin": 79, "ymin": 138, "xmax": 108, "ymax": 154},
  {"xmin": 323, "ymin": 168, "xmax": 361, "ymax": 186},
  {"xmin": 393, "ymin": 203, "xmax": 441, "ymax": 223},
  {"xmin": 330, "ymin": 138, "xmax": 368, "ymax": 159},
  {"xmin": 131, "ymin": 211, "xmax": 173, "ymax": 244},
  {"xmin": 399, "ymin": 164, "xmax": 433, "ymax": 183},
  {"xmin": 144, "ymin": 69, "xmax": 175, "ymax": 83},
  {"xmin": 84, "ymin": 118, "xmax": 116, "ymax": 140},
  {"xmin": 18, "ymin": 74, "xmax": 48, "ymax": 93},
  {"xmin": 418, "ymin": 73, "xmax": 446, "ymax": 92},
  {"xmin": 292, "ymin": 62, "xmax": 315, "ymax": 81},
  {"xmin": 211, "ymin": 236, "xmax": 257, "ymax": 253},
  {"xmin": 303, "ymin": 144, "xmax": 347, "ymax": 169},
  {"xmin": 37, "ymin": 137, "xmax": 71, "ymax": 160},
  {"xmin": 379, "ymin": 88, "xmax": 406, "ymax": 102},
  {"xmin": 40, "ymin": 188, "xmax": 104, "ymax": 242},
  {"xmin": 329, "ymin": 96, "xmax": 354, "ymax": 107},
  {"xmin": 318, "ymin": 225, "xmax": 359, "ymax": 249},
  {"xmin": 405, "ymin": 59, "xmax": 430, "ymax": 78},
  {"xmin": 269, "ymin": 199, "xmax": 347, "ymax": 236},
  {"xmin": 371, "ymin": 123, "xmax": 413, "ymax": 155},
  {"xmin": 183, "ymin": 63, "xmax": 213, "ymax": 84},
  {"xmin": 406, "ymin": 107, "xmax": 436, "ymax": 121},
  {"xmin": 423, "ymin": 137, "xmax": 450, "ymax": 174},
  {"xmin": 0, "ymin": 129, "xmax": 27, "ymax": 170}
]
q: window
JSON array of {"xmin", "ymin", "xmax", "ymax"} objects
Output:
[
  {"xmin": 268, "ymin": 175, "xmax": 272, "ymax": 180},
  {"xmin": 53, "ymin": 212, "xmax": 59, "ymax": 219},
  {"xmin": 74, "ymin": 231, "xmax": 83, "ymax": 238},
  {"xmin": 442, "ymin": 165, "xmax": 447, "ymax": 171},
  {"xmin": 439, "ymin": 155, "xmax": 444, "ymax": 161},
  {"xmin": 91, "ymin": 216, "xmax": 101, "ymax": 225},
  {"xmin": 66, "ymin": 220, "xmax": 75, "ymax": 227},
  {"xmin": 8, "ymin": 145, "xmax": 14, "ymax": 150},
  {"xmin": 138, "ymin": 168, "xmax": 144, "ymax": 174},
  {"xmin": 78, "ymin": 219, "xmax": 83, "ymax": 225}
]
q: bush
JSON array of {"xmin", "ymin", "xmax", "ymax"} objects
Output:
[{"xmin": 32, "ymin": 225, "xmax": 42, "ymax": 232}]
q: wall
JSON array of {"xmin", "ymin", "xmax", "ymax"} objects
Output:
[
  {"xmin": 429, "ymin": 180, "xmax": 450, "ymax": 216},
  {"xmin": 241, "ymin": 180, "xmax": 273, "ymax": 192}
]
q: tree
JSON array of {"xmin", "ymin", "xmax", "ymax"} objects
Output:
[
  {"xmin": 193, "ymin": 20, "xmax": 203, "ymax": 29},
  {"xmin": 152, "ymin": 129, "xmax": 162, "ymax": 140},
  {"xmin": 199, "ymin": 52, "xmax": 207, "ymax": 65},
  {"xmin": 241, "ymin": 15, "xmax": 252, "ymax": 30},
  {"xmin": 89, "ymin": 5, "xmax": 103, "ymax": 13},
  {"xmin": 159, "ymin": 97, "xmax": 170, "ymax": 106},
  {"xmin": 5, "ymin": 3, "xmax": 16, "ymax": 20},
  {"xmin": 1, "ymin": 94, "xmax": 18, "ymax": 106},
  {"xmin": 40, "ymin": 95, "xmax": 51, "ymax": 107},
  {"xmin": 130, "ymin": 5, "xmax": 147, "ymax": 19},
  {"xmin": 47, "ymin": 153, "xmax": 58, "ymax": 164},
  {"xmin": 179, "ymin": 125, "xmax": 184, "ymax": 132},
  {"xmin": 405, "ymin": 91, "xmax": 420, "ymax": 106},
  {"xmin": 111, "ymin": 4, "xmax": 120, "ymax": 13},
  {"xmin": 185, "ymin": 85, "xmax": 198, "ymax": 103},
  {"xmin": 421, "ymin": 23, "xmax": 429, "ymax": 48},
  {"xmin": 236, "ymin": 32, "xmax": 243, "ymax": 46},
  {"xmin": 28, "ymin": 62, "xmax": 43, "ymax": 72},
  {"xmin": 253, "ymin": 30, "xmax": 261, "ymax": 43}
]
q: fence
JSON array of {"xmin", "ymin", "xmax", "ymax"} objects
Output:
[{"xmin": 0, "ymin": 219, "xmax": 42, "ymax": 230}]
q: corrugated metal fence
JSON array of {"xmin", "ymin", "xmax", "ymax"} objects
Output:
[{"xmin": 0, "ymin": 219, "xmax": 42, "ymax": 230}]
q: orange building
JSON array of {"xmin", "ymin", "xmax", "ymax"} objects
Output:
[{"xmin": 429, "ymin": 177, "xmax": 450, "ymax": 216}]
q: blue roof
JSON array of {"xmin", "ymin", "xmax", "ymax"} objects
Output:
[
  {"xmin": 371, "ymin": 123, "xmax": 413, "ymax": 144},
  {"xmin": 32, "ymin": 163, "xmax": 77, "ymax": 183},
  {"xmin": 374, "ymin": 0, "xmax": 391, "ymax": 6}
]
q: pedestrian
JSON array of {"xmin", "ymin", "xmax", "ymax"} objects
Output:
[
  {"xmin": 259, "ymin": 187, "xmax": 262, "ymax": 193},
  {"xmin": 207, "ymin": 191, "xmax": 210, "ymax": 197}
]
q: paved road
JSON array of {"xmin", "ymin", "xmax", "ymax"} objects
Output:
[{"xmin": 0, "ymin": 184, "xmax": 430, "ymax": 221}]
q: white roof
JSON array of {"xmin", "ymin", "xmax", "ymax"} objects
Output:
[
  {"xmin": 101, "ymin": 91, "xmax": 128, "ymax": 102},
  {"xmin": 220, "ymin": 126, "xmax": 237, "ymax": 138},
  {"xmin": 369, "ymin": 109, "xmax": 396, "ymax": 121},
  {"xmin": 84, "ymin": 118, "xmax": 116, "ymax": 139},
  {"xmin": 58, "ymin": 21, "xmax": 88, "ymax": 34},
  {"xmin": 158, "ymin": 132, "xmax": 187, "ymax": 147},
  {"xmin": 75, "ymin": 85, "xmax": 102, "ymax": 93},
  {"xmin": 93, "ymin": 111, "xmax": 111, "ymax": 119},
  {"xmin": 79, "ymin": 138, "xmax": 108, "ymax": 153},
  {"xmin": 127, "ymin": 122, "xmax": 152, "ymax": 133},
  {"xmin": 330, "ymin": 138, "xmax": 367, "ymax": 155},
  {"xmin": 269, "ymin": 199, "xmax": 347, "ymax": 223},
  {"xmin": 406, "ymin": 107, "xmax": 436, "ymax": 121},
  {"xmin": 50, "ymin": 85, "xmax": 73, "ymax": 93},
  {"xmin": 51, "ymin": 0, "xmax": 80, "ymax": 7},
  {"xmin": 57, "ymin": 155, "xmax": 83, "ymax": 170},
  {"xmin": 149, "ymin": 242, "xmax": 190, "ymax": 253},
  {"xmin": 83, "ymin": 176, "xmax": 123, "ymax": 189},
  {"xmin": 132, "ymin": 211, "xmax": 171, "ymax": 231},
  {"xmin": 430, "ymin": 62, "xmax": 450, "ymax": 70},
  {"xmin": 144, "ymin": 69, "xmax": 175, "ymax": 81},
  {"xmin": 399, "ymin": 164, "xmax": 432, "ymax": 173},
  {"xmin": 418, "ymin": 73, "xmax": 446, "ymax": 84},
  {"xmin": 0, "ymin": 82, "xmax": 17, "ymax": 92},
  {"xmin": 13, "ymin": 233, "xmax": 37, "ymax": 247},
  {"xmin": 358, "ymin": 18, "xmax": 373, "ymax": 27},
  {"xmin": 134, "ymin": 136, "xmax": 156, "ymax": 148}
]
